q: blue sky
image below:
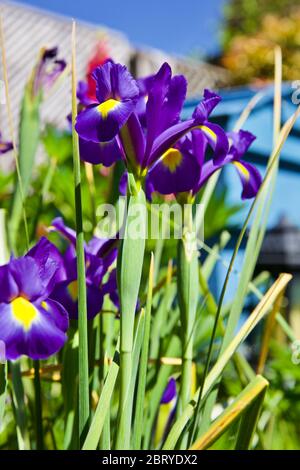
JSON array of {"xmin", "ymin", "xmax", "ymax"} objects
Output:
[{"xmin": 17, "ymin": 0, "xmax": 226, "ymax": 57}]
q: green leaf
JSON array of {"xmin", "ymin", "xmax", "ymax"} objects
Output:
[
  {"xmin": 189, "ymin": 375, "xmax": 268, "ymax": 450},
  {"xmin": 42, "ymin": 124, "xmax": 72, "ymax": 162},
  {"xmin": 82, "ymin": 350, "xmax": 120, "ymax": 450},
  {"xmin": 71, "ymin": 22, "xmax": 89, "ymax": 445},
  {"xmin": 9, "ymin": 87, "xmax": 41, "ymax": 249},
  {"xmin": 116, "ymin": 183, "xmax": 146, "ymax": 449},
  {"xmin": 163, "ymin": 273, "xmax": 292, "ymax": 450},
  {"xmin": 133, "ymin": 254, "xmax": 154, "ymax": 449}
]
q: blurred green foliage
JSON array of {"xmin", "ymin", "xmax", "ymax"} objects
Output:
[{"xmin": 221, "ymin": 0, "xmax": 300, "ymax": 84}]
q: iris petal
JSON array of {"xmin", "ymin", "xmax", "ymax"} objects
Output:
[
  {"xmin": 233, "ymin": 160, "xmax": 262, "ymax": 199},
  {"xmin": 147, "ymin": 144, "xmax": 201, "ymax": 195},
  {"xmin": 0, "ymin": 300, "xmax": 68, "ymax": 360},
  {"xmin": 79, "ymin": 136, "xmax": 122, "ymax": 166},
  {"xmin": 75, "ymin": 100, "xmax": 136, "ymax": 143}
]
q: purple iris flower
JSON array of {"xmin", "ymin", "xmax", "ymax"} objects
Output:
[
  {"xmin": 0, "ymin": 238, "xmax": 69, "ymax": 360},
  {"xmin": 31, "ymin": 47, "xmax": 66, "ymax": 99},
  {"xmin": 147, "ymin": 129, "xmax": 261, "ymax": 200},
  {"xmin": 194, "ymin": 129, "xmax": 262, "ymax": 199},
  {"xmin": 75, "ymin": 61, "xmax": 229, "ymax": 195},
  {"xmin": 0, "ymin": 132, "xmax": 13, "ymax": 154},
  {"xmin": 49, "ymin": 218, "xmax": 118, "ymax": 319}
]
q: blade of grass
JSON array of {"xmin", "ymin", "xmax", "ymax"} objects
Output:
[
  {"xmin": 116, "ymin": 182, "xmax": 146, "ymax": 450},
  {"xmin": 257, "ymin": 288, "xmax": 285, "ymax": 375},
  {"xmin": 143, "ymin": 335, "xmax": 181, "ymax": 449},
  {"xmin": 33, "ymin": 361, "xmax": 43, "ymax": 450},
  {"xmin": 82, "ymin": 349, "xmax": 120, "ymax": 450},
  {"xmin": 189, "ymin": 375, "xmax": 268, "ymax": 450},
  {"xmin": 71, "ymin": 20, "xmax": 89, "ymax": 444},
  {"xmin": 235, "ymin": 378, "xmax": 268, "ymax": 450},
  {"xmin": 163, "ymin": 273, "xmax": 292, "ymax": 450},
  {"xmin": 133, "ymin": 253, "xmax": 154, "ymax": 449}
]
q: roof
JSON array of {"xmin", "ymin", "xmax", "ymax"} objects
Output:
[{"xmin": 0, "ymin": 0, "xmax": 230, "ymax": 136}]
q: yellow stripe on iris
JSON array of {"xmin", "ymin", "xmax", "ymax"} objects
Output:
[
  {"xmin": 161, "ymin": 148, "xmax": 183, "ymax": 173},
  {"xmin": 11, "ymin": 297, "xmax": 38, "ymax": 330},
  {"xmin": 97, "ymin": 99, "xmax": 120, "ymax": 119},
  {"xmin": 233, "ymin": 161, "xmax": 250, "ymax": 180},
  {"xmin": 198, "ymin": 125, "xmax": 217, "ymax": 142}
]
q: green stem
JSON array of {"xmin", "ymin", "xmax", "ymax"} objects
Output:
[
  {"xmin": 115, "ymin": 179, "xmax": 146, "ymax": 449},
  {"xmin": 72, "ymin": 22, "xmax": 89, "ymax": 445},
  {"xmin": 133, "ymin": 255, "xmax": 154, "ymax": 449},
  {"xmin": 33, "ymin": 360, "xmax": 43, "ymax": 450}
]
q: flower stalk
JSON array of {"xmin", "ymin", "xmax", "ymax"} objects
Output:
[
  {"xmin": 116, "ymin": 174, "xmax": 146, "ymax": 449},
  {"xmin": 71, "ymin": 21, "xmax": 89, "ymax": 445},
  {"xmin": 177, "ymin": 203, "xmax": 199, "ymax": 427}
]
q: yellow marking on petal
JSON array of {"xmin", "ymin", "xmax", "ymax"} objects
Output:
[
  {"xmin": 198, "ymin": 125, "xmax": 217, "ymax": 142},
  {"xmin": 67, "ymin": 280, "xmax": 78, "ymax": 301},
  {"xmin": 161, "ymin": 148, "xmax": 183, "ymax": 173},
  {"xmin": 11, "ymin": 297, "xmax": 38, "ymax": 331},
  {"xmin": 97, "ymin": 98, "xmax": 120, "ymax": 119},
  {"xmin": 233, "ymin": 161, "xmax": 250, "ymax": 180},
  {"xmin": 41, "ymin": 301, "xmax": 48, "ymax": 311}
]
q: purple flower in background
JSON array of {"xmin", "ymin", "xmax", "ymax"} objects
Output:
[
  {"xmin": 0, "ymin": 132, "xmax": 13, "ymax": 154},
  {"xmin": 30, "ymin": 47, "xmax": 66, "ymax": 99},
  {"xmin": 76, "ymin": 61, "xmax": 229, "ymax": 195},
  {"xmin": 49, "ymin": 218, "xmax": 118, "ymax": 319},
  {"xmin": 0, "ymin": 238, "xmax": 69, "ymax": 360},
  {"xmin": 161, "ymin": 377, "xmax": 177, "ymax": 404}
]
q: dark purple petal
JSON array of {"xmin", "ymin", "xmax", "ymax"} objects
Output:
[
  {"xmin": 0, "ymin": 299, "xmax": 67, "ymax": 360},
  {"xmin": 195, "ymin": 157, "xmax": 228, "ymax": 192},
  {"xmin": 147, "ymin": 140, "xmax": 201, "ymax": 195},
  {"xmin": 161, "ymin": 378, "xmax": 177, "ymax": 404},
  {"xmin": 27, "ymin": 237, "xmax": 67, "ymax": 296},
  {"xmin": 160, "ymin": 75, "xmax": 187, "ymax": 129},
  {"xmin": 228, "ymin": 130, "xmax": 256, "ymax": 160},
  {"xmin": 148, "ymin": 118, "xmax": 196, "ymax": 168},
  {"xmin": 0, "ymin": 139, "xmax": 13, "ymax": 154},
  {"xmin": 40, "ymin": 298, "xmax": 69, "ymax": 332},
  {"xmin": 93, "ymin": 61, "xmax": 139, "ymax": 103},
  {"xmin": 198, "ymin": 122, "xmax": 229, "ymax": 164},
  {"xmin": 144, "ymin": 63, "xmax": 172, "ymax": 158},
  {"xmin": 192, "ymin": 89, "xmax": 221, "ymax": 122},
  {"xmin": 51, "ymin": 279, "xmax": 104, "ymax": 320},
  {"xmin": 79, "ymin": 136, "xmax": 122, "ymax": 166},
  {"xmin": 75, "ymin": 100, "xmax": 136, "ymax": 143},
  {"xmin": 119, "ymin": 171, "xmax": 128, "ymax": 196},
  {"xmin": 50, "ymin": 217, "xmax": 77, "ymax": 246},
  {"xmin": 233, "ymin": 160, "xmax": 262, "ymax": 199},
  {"xmin": 143, "ymin": 64, "xmax": 187, "ymax": 165},
  {"xmin": 0, "ymin": 264, "xmax": 19, "ymax": 302},
  {"xmin": 77, "ymin": 80, "xmax": 97, "ymax": 106},
  {"xmin": 9, "ymin": 257, "xmax": 44, "ymax": 301}
]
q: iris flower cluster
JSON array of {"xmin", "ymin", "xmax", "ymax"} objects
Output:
[
  {"xmin": 0, "ymin": 60, "xmax": 262, "ymax": 363},
  {"xmin": 49, "ymin": 217, "xmax": 118, "ymax": 319},
  {"xmin": 75, "ymin": 60, "xmax": 262, "ymax": 199},
  {"xmin": 0, "ymin": 221, "xmax": 118, "ymax": 360}
]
